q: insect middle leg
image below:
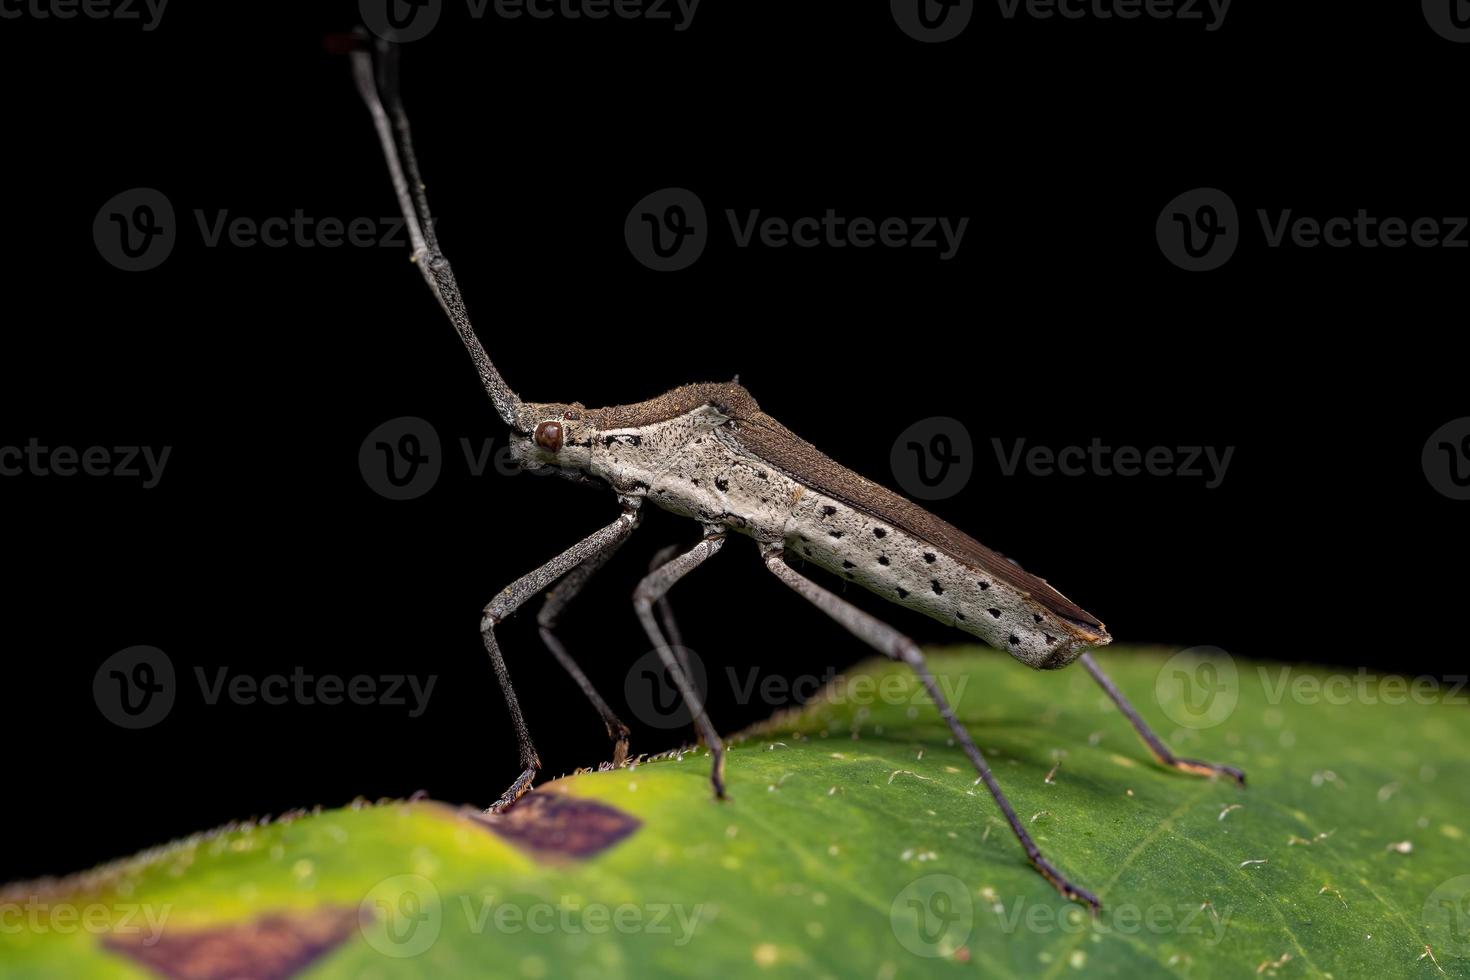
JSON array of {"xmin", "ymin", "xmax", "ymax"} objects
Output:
[
  {"xmin": 536, "ymin": 533, "xmax": 638, "ymax": 768},
  {"xmin": 647, "ymin": 543, "xmax": 693, "ymax": 683},
  {"xmin": 1078, "ymin": 652, "xmax": 1246, "ymax": 785},
  {"xmin": 632, "ymin": 531, "xmax": 728, "ymax": 798},
  {"xmin": 482, "ymin": 502, "xmax": 642, "ymax": 814},
  {"xmin": 761, "ymin": 543, "xmax": 1100, "ymax": 911}
]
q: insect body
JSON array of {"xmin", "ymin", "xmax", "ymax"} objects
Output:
[
  {"xmin": 516, "ymin": 383, "xmax": 1107, "ymax": 669},
  {"xmin": 350, "ymin": 36, "xmax": 1243, "ymax": 912}
]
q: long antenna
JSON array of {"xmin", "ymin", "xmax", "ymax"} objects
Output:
[{"xmin": 349, "ymin": 35, "xmax": 522, "ymax": 428}]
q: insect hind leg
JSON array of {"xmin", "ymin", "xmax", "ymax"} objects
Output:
[
  {"xmin": 760, "ymin": 543, "xmax": 1100, "ymax": 912},
  {"xmin": 1079, "ymin": 653, "xmax": 1246, "ymax": 786},
  {"xmin": 647, "ymin": 543, "xmax": 694, "ymax": 681}
]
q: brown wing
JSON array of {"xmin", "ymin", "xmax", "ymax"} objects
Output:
[
  {"xmin": 730, "ymin": 400, "xmax": 1108, "ymax": 639},
  {"xmin": 580, "ymin": 381, "xmax": 760, "ymax": 429}
]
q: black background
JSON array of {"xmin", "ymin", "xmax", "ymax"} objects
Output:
[{"xmin": 2, "ymin": 0, "xmax": 1465, "ymax": 884}]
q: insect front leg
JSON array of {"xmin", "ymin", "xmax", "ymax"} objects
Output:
[
  {"xmin": 632, "ymin": 531, "xmax": 728, "ymax": 799},
  {"xmin": 536, "ymin": 534, "xmax": 638, "ymax": 768},
  {"xmin": 1078, "ymin": 652, "xmax": 1246, "ymax": 785},
  {"xmin": 760, "ymin": 544, "xmax": 1101, "ymax": 912},
  {"xmin": 482, "ymin": 502, "xmax": 643, "ymax": 814}
]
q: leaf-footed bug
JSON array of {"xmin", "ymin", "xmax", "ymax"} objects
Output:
[{"xmin": 346, "ymin": 35, "xmax": 1244, "ymax": 912}]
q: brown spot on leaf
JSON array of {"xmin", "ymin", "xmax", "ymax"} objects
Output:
[
  {"xmin": 474, "ymin": 792, "xmax": 641, "ymax": 860},
  {"xmin": 101, "ymin": 905, "xmax": 359, "ymax": 980}
]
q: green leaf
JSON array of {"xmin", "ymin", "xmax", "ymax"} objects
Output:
[{"xmin": 5, "ymin": 646, "xmax": 1469, "ymax": 979}]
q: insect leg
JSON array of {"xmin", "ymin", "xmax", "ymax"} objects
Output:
[
  {"xmin": 761, "ymin": 544, "xmax": 1100, "ymax": 912},
  {"xmin": 483, "ymin": 503, "xmax": 642, "ymax": 814},
  {"xmin": 647, "ymin": 544, "xmax": 691, "ymax": 679},
  {"xmin": 536, "ymin": 535, "xmax": 637, "ymax": 767},
  {"xmin": 632, "ymin": 532, "xmax": 728, "ymax": 798},
  {"xmin": 1078, "ymin": 652, "xmax": 1246, "ymax": 785}
]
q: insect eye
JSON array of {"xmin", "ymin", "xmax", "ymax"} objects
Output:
[{"xmin": 533, "ymin": 420, "xmax": 564, "ymax": 452}]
